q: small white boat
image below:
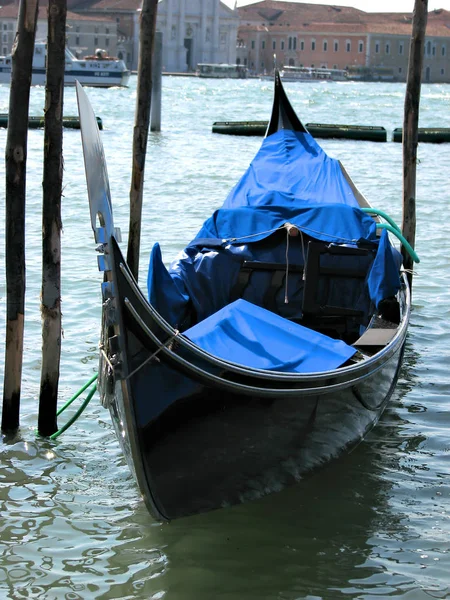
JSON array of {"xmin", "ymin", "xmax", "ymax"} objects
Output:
[
  {"xmin": 0, "ymin": 42, "xmax": 130, "ymax": 88},
  {"xmin": 197, "ymin": 63, "xmax": 248, "ymax": 79},
  {"xmin": 280, "ymin": 66, "xmax": 347, "ymax": 82}
]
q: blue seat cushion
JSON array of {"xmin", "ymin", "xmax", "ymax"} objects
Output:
[{"xmin": 184, "ymin": 299, "xmax": 356, "ymax": 374}]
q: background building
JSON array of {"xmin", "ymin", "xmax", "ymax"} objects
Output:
[
  {"xmin": 1, "ymin": 0, "xmax": 449, "ymax": 82},
  {"xmin": 157, "ymin": 0, "xmax": 240, "ymax": 72},
  {"xmin": 236, "ymin": 1, "xmax": 450, "ymax": 83},
  {"xmin": 0, "ymin": 2, "xmax": 119, "ymax": 60}
]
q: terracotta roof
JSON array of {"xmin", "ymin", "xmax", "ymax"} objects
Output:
[
  {"xmin": 0, "ymin": 4, "xmax": 114, "ymax": 22},
  {"xmin": 238, "ymin": 1, "xmax": 450, "ymax": 38},
  {"xmin": 69, "ymin": 0, "xmax": 141, "ymax": 10},
  {"xmin": 238, "ymin": 1, "xmax": 367, "ymax": 24}
]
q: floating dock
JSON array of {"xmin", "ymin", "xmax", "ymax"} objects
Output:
[
  {"xmin": 212, "ymin": 120, "xmax": 387, "ymax": 141},
  {"xmin": 0, "ymin": 115, "xmax": 103, "ymax": 130},
  {"xmin": 392, "ymin": 127, "xmax": 450, "ymax": 143}
]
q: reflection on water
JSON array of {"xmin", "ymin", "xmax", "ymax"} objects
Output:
[{"xmin": 1, "ymin": 77, "xmax": 450, "ymax": 599}]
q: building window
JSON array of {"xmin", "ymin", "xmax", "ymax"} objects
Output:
[
  {"xmin": 441, "ymin": 68, "xmax": 445, "ymax": 75},
  {"xmin": 281, "ymin": 40, "xmax": 284, "ymax": 50},
  {"xmin": 293, "ymin": 37, "xmax": 297, "ymax": 50},
  {"xmin": 94, "ymin": 37, "xmax": 98, "ymax": 46},
  {"xmin": 106, "ymin": 27, "xmax": 109, "ymax": 34},
  {"xmin": 288, "ymin": 37, "xmax": 292, "ymax": 50},
  {"xmin": 399, "ymin": 67, "xmax": 402, "ymax": 74},
  {"xmin": 251, "ymin": 40, "xmax": 255, "ymax": 49},
  {"xmin": 76, "ymin": 26, "xmax": 80, "ymax": 33},
  {"xmin": 385, "ymin": 43, "xmax": 390, "ymax": 54},
  {"xmin": 358, "ymin": 41, "xmax": 363, "ymax": 53},
  {"xmin": 273, "ymin": 40, "xmax": 276, "ymax": 50},
  {"xmin": 95, "ymin": 26, "xmax": 99, "ymax": 34},
  {"xmin": 334, "ymin": 40, "xmax": 338, "ymax": 52},
  {"xmin": 323, "ymin": 40, "xmax": 328, "ymax": 51},
  {"xmin": 333, "ymin": 64, "xmax": 337, "ymax": 69},
  {"xmin": 346, "ymin": 40, "xmax": 351, "ymax": 52},
  {"xmin": 442, "ymin": 45, "xmax": 446, "ymax": 57},
  {"xmin": 300, "ymin": 39, "xmax": 304, "ymax": 50},
  {"xmin": 105, "ymin": 38, "xmax": 109, "ymax": 47},
  {"xmin": 426, "ymin": 40, "xmax": 431, "ymax": 55},
  {"xmin": 432, "ymin": 45, "xmax": 436, "ymax": 56},
  {"xmin": 262, "ymin": 40, "xmax": 265, "ymax": 49},
  {"xmin": 375, "ymin": 41, "xmax": 380, "ymax": 53},
  {"xmin": 76, "ymin": 36, "xmax": 80, "ymax": 45},
  {"xmin": 2, "ymin": 46, "xmax": 7, "ymax": 55},
  {"xmin": 311, "ymin": 39, "xmax": 316, "ymax": 51},
  {"xmin": 399, "ymin": 42, "xmax": 404, "ymax": 55}
]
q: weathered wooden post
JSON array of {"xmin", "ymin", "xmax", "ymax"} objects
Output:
[
  {"xmin": 402, "ymin": 0, "xmax": 427, "ymax": 290},
  {"xmin": 2, "ymin": 0, "xmax": 39, "ymax": 433},
  {"xmin": 127, "ymin": 0, "xmax": 159, "ymax": 280},
  {"xmin": 150, "ymin": 31, "xmax": 162, "ymax": 132},
  {"xmin": 38, "ymin": 0, "xmax": 67, "ymax": 437}
]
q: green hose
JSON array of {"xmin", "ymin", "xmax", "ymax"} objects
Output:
[
  {"xmin": 376, "ymin": 223, "xmax": 420, "ymax": 263},
  {"xmin": 361, "ymin": 207, "xmax": 401, "ymax": 231},
  {"xmin": 361, "ymin": 207, "xmax": 420, "ymax": 263}
]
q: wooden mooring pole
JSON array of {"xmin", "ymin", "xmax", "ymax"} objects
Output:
[
  {"xmin": 38, "ymin": 0, "xmax": 67, "ymax": 437},
  {"xmin": 2, "ymin": 0, "xmax": 39, "ymax": 433},
  {"xmin": 150, "ymin": 31, "xmax": 162, "ymax": 132},
  {"xmin": 402, "ymin": 0, "xmax": 427, "ymax": 290},
  {"xmin": 127, "ymin": 0, "xmax": 158, "ymax": 281}
]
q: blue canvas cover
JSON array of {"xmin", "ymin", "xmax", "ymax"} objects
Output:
[
  {"xmin": 148, "ymin": 129, "xmax": 402, "ymax": 344},
  {"xmin": 184, "ymin": 299, "xmax": 356, "ymax": 373}
]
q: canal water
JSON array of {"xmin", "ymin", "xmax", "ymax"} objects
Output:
[{"xmin": 0, "ymin": 76, "xmax": 449, "ymax": 600}]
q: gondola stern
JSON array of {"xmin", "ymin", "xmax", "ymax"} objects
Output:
[{"xmin": 265, "ymin": 69, "xmax": 308, "ymax": 137}]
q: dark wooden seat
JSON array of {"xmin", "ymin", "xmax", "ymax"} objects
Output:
[
  {"xmin": 301, "ymin": 241, "xmax": 376, "ymax": 340},
  {"xmin": 230, "ymin": 260, "xmax": 304, "ymax": 313}
]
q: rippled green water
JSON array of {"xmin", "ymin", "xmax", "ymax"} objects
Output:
[{"xmin": 0, "ymin": 76, "xmax": 449, "ymax": 600}]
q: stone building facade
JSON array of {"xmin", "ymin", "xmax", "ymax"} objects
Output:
[
  {"xmin": 68, "ymin": 0, "xmax": 240, "ymax": 72},
  {"xmin": 0, "ymin": 3, "xmax": 119, "ymax": 60},
  {"xmin": 236, "ymin": 2, "xmax": 450, "ymax": 83},
  {"xmin": 156, "ymin": 0, "xmax": 240, "ymax": 72},
  {"xmin": 1, "ymin": 0, "xmax": 449, "ymax": 82}
]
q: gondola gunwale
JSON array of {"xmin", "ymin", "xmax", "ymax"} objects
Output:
[
  {"xmin": 122, "ymin": 290, "xmax": 406, "ymax": 398},
  {"xmin": 113, "ymin": 240, "xmax": 410, "ymax": 390}
]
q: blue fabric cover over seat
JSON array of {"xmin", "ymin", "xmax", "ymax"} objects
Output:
[{"xmin": 184, "ymin": 299, "xmax": 356, "ymax": 374}]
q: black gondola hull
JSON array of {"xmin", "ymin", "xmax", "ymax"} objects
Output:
[{"xmin": 101, "ymin": 238, "xmax": 408, "ymax": 521}]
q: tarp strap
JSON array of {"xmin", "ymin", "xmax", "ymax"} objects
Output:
[{"xmin": 230, "ymin": 261, "xmax": 305, "ymax": 310}]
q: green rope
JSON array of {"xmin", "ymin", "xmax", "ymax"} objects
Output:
[
  {"xmin": 55, "ymin": 372, "xmax": 98, "ymax": 417},
  {"xmin": 50, "ymin": 382, "xmax": 98, "ymax": 440}
]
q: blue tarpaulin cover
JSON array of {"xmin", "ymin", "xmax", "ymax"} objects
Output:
[
  {"xmin": 184, "ymin": 299, "xmax": 356, "ymax": 373},
  {"xmin": 148, "ymin": 129, "xmax": 402, "ymax": 353}
]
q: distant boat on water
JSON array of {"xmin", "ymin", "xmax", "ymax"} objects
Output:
[
  {"xmin": 280, "ymin": 65, "xmax": 348, "ymax": 82},
  {"xmin": 197, "ymin": 63, "xmax": 248, "ymax": 79},
  {"xmin": 0, "ymin": 42, "xmax": 130, "ymax": 88}
]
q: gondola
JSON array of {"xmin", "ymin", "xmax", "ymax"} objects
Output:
[{"xmin": 76, "ymin": 72, "xmax": 417, "ymax": 521}]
